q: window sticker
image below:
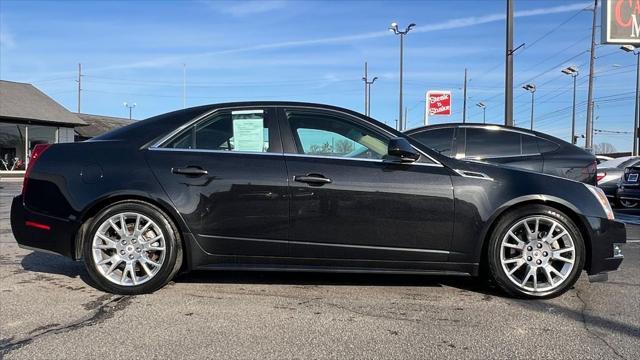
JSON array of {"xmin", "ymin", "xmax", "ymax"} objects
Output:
[{"xmin": 232, "ymin": 110, "xmax": 265, "ymax": 152}]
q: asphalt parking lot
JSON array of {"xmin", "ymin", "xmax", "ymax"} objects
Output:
[{"xmin": 1, "ymin": 180, "xmax": 638, "ymax": 359}]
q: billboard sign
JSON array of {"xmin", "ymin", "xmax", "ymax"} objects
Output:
[
  {"xmin": 602, "ymin": 0, "xmax": 640, "ymax": 45},
  {"xmin": 426, "ymin": 90, "xmax": 452, "ymax": 117}
]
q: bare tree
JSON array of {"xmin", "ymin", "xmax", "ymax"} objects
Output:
[{"xmin": 594, "ymin": 142, "xmax": 617, "ymax": 154}]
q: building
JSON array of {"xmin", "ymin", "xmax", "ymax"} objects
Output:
[
  {"xmin": 0, "ymin": 80, "xmax": 133, "ymax": 176},
  {"xmin": 1, "ymin": 80, "xmax": 85, "ymax": 174},
  {"xmin": 75, "ymin": 113, "xmax": 133, "ymax": 141}
]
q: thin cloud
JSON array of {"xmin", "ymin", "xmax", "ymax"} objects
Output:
[
  {"xmin": 87, "ymin": 1, "xmax": 593, "ymax": 72},
  {"xmin": 204, "ymin": 0, "xmax": 288, "ymax": 16},
  {"xmin": 0, "ymin": 30, "xmax": 15, "ymax": 48}
]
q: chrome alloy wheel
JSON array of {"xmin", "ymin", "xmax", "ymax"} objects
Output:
[
  {"xmin": 92, "ymin": 212, "xmax": 166, "ymax": 286},
  {"xmin": 500, "ymin": 216, "xmax": 575, "ymax": 293}
]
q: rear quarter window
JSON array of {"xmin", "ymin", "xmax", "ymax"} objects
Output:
[{"xmin": 537, "ymin": 138, "xmax": 560, "ymax": 153}]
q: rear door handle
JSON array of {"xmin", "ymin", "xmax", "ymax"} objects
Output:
[
  {"xmin": 171, "ymin": 166, "xmax": 208, "ymax": 176},
  {"xmin": 294, "ymin": 174, "xmax": 332, "ymax": 185}
]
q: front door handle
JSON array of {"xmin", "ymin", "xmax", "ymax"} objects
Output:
[
  {"xmin": 171, "ymin": 166, "xmax": 208, "ymax": 176},
  {"xmin": 294, "ymin": 174, "xmax": 332, "ymax": 185}
]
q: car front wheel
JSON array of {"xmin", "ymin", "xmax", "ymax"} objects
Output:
[
  {"xmin": 82, "ymin": 201, "xmax": 182, "ymax": 295},
  {"xmin": 487, "ymin": 205, "xmax": 585, "ymax": 298}
]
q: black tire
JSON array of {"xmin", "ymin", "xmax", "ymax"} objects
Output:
[
  {"xmin": 82, "ymin": 200, "xmax": 182, "ymax": 295},
  {"xmin": 487, "ymin": 204, "xmax": 585, "ymax": 299}
]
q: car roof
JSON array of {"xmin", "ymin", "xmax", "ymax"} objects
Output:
[
  {"xmin": 403, "ymin": 122, "xmax": 577, "ymax": 147},
  {"xmin": 599, "ymin": 156, "xmax": 640, "ymax": 169}
]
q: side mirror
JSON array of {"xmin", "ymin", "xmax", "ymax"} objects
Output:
[{"xmin": 387, "ymin": 138, "xmax": 420, "ymax": 163}]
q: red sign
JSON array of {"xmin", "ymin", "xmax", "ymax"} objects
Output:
[
  {"xmin": 427, "ymin": 91, "xmax": 452, "ymax": 116},
  {"xmin": 602, "ymin": 0, "xmax": 640, "ymax": 44}
]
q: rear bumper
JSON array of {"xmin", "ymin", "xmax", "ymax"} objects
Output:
[
  {"xmin": 585, "ymin": 216, "xmax": 625, "ymax": 276},
  {"xmin": 617, "ymin": 186, "xmax": 640, "ymax": 202},
  {"xmin": 10, "ymin": 195, "xmax": 78, "ymax": 258}
]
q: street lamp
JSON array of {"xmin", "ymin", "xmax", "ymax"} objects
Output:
[
  {"xmin": 476, "ymin": 102, "xmax": 486, "ymax": 124},
  {"xmin": 362, "ymin": 62, "xmax": 378, "ymax": 117},
  {"xmin": 123, "ymin": 102, "xmax": 136, "ymax": 120},
  {"xmin": 389, "ymin": 22, "xmax": 416, "ymax": 131},
  {"xmin": 621, "ymin": 45, "xmax": 640, "ymax": 156},
  {"xmin": 522, "ymin": 84, "xmax": 536, "ymax": 130},
  {"xmin": 561, "ymin": 66, "xmax": 579, "ymax": 145}
]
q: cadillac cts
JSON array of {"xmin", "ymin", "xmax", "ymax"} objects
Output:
[{"xmin": 11, "ymin": 102, "xmax": 625, "ymax": 298}]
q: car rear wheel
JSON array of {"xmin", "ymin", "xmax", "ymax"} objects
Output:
[
  {"xmin": 83, "ymin": 201, "xmax": 182, "ymax": 295},
  {"xmin": 487, "ymin": 205, "xmax": 585, "ymax": 298}
]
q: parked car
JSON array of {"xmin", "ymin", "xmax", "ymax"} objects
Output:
[
  {"xmin": 405, "ymin": 124, "xmax": 597, "ymax": 185},
  {"xmin": 11, "ymin": 102, "xmax": 625, "ymax": 298},
  {"xmin": 597, "ymin": 156, "xmax": 640, "ymax": 205},
  {"xmin": 616, "ymin": 165, "xmax": 640, "ymax": 208},
  {"xmin": 596, "ymin": 155, "xmax": 614, "ymax": 164}
]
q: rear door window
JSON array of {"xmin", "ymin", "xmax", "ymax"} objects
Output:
[
  {"xmin": 410, "ymin": 128, "xmax": 454, "ymax": 156},
  {"xmin": 163, "ymin": 109, "xmax": 278, "ymax": 153},
  {"xmin": 465, "ymin": 128, "xmax": 521, "ymax": 158}
]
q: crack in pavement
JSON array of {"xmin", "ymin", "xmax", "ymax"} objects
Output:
[
  {"xmin": 575, "ymin": 290, "xmax": 628, "ymax": 360},
  {"xmin": 0, "ymin": 295, "xmax": 134, "ymax": 357}
]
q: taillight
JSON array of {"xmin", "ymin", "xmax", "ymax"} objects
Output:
[
  {"xmin": 22, "ymin": 143, "xmax": 50, "ymax": 195},
  {"xmin": 596, "ymin": 171, "xmax": 606, "ymax": 183}
]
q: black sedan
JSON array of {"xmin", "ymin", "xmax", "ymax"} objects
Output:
[
  {"xmin": 617, "ymin": 165, "xmax": 640, "ymax": 207},
  {"xmin": 405, "ymin": 124, "xmax": 597, "ymax": 184},
  {"xmin": 11, "ymin": 102, "xmax": 625, "ymax": 298},
  {"xmin": 597, "ymin": 156, "xmax": 640, "ymax": 207}
]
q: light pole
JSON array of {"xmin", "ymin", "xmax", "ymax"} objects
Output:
[
  {"xmin": 123, "ymin": 102, "xmax": 136, "ymax": 120},
  {"xmin": 389, "ymin": 22, "xmax": 415, "ymax": 131},
  {"xmin": 522, "ymin": 84, "xmax": 536, "ymax": 130},
  {"xmin": 561, "ymin": 66, "xmax": 579, "ymax": 145},
  {"xmin": 476, "ymin": 102, "xmax": 486, "ymax": 124},
  {"xmin": 362, "ymin": 62, "xmax": 378, "ymax": 117},
  {"xmin": 621, "ymin": 45, "xmax": 640, "ymax": 156}
]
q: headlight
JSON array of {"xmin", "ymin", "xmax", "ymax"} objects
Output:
[{"xmin": 585, "ymin": 184, "xmax": 614, "ymax": 220}]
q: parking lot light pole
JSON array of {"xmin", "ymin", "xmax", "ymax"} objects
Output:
[
  {"xmin": 124, "ymin": 102, "xmax": 136, "ymax": 120},
  {"xmin": 621, "ymin": 45, "xmax": 640, "ymax": 156},
  {"xmin": 561, "ymin": 66, "xmax": 579, "ymax": 144},
  {"xmin": 476, "ymin": 102, "xmax": 486, "ymax": 124},
  {"xmin": 389, "ymin": 22, "xmax": 415, "ymax": 131},
  {"xmin": 522, "ymin": 84, "xmax": 536, "ymax": 130}
]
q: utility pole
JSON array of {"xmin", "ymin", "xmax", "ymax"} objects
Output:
[
  {"xmin": 621, "ymin": 45, "xmax": 640, "ymax": 156},
  {"xmin": 404, "ymin": 107, "xmax": 408, "ymax": 129},
  {"xmin": 585, "ymin": 0, "xmax": 598, "ymax": 152},
  {"xmin": 389, "ymin": 22, "xmax": 415, "ymax": 131},
  {"xmin": 77, "ymin": 63, "xmax": 82, "ymax": 113},
  {"xmin": 183, "ymin": 63, "xmax": 187, "ymax": 109},
  {"xmin": 504, "ymin": 0, "xmax": 514, "ymax": 126},
  {"xmin": 462, "ymin": 68, "xmax": 468, "ymax": 123}
]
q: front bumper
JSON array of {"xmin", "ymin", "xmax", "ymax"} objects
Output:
[
  {"xmin": 585, "ymin": 216, "xmax": 625, "ymax": 276},
  {"xmin": 10, "ymin": 195, "xmax": 79, "ymax": 258}
]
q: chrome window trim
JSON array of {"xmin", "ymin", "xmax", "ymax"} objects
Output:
[
  {"xmin": 147, "ymin": 147, "xmax": 443, "ymax": 167},
  {"xmin": 464, "ymin": 152, "xmax": 541, "ymax": 160},
  {"xmin": 147, "ymin": 147, "xmax": 283, "ymax": 157},
  {"xmin": 150, "ymin": 104, "xmax": 444, "ymax": 167}
]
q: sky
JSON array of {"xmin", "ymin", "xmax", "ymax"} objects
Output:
[{"xmin": 0, "ymin": 0, "xmax": 637, "ymax": 152}]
